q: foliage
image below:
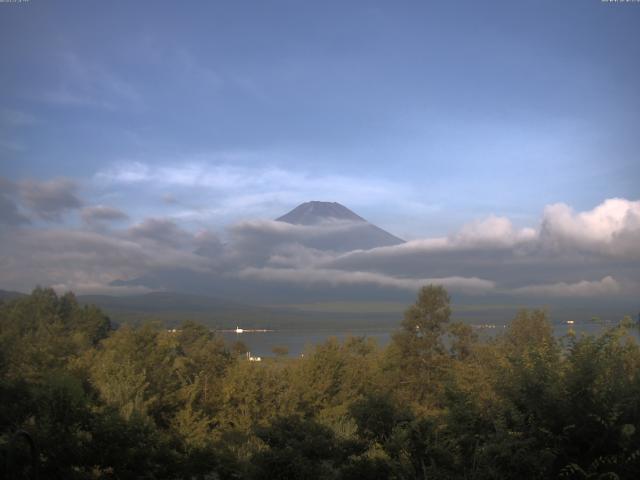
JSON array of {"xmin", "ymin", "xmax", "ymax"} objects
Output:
[{"xmin": 1, "ymin": 286, "xmax": 640, "ymax": 479}]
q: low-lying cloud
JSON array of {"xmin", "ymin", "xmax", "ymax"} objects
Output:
[
  {"xmin": 1, "ymin": 176, "xmax": 85, "ymax": 224},
  {"xmin": 0, "ymin": 193, "xmax": 30, "ymax": 226},
  {"xmin": 238, "ymin": 267, "xmax": 495, "ymax": 293},
  {"xmin": 81, "ymin": 205, "xmax": 129, "ymax": 226},
  {"xmin": 0, "ymin": 185, "xmax": 638, "ymax": 301},
  {"xmin": 510, "ymin": 276, "xmax": 622, "ymax": 298},
  {"xmin": 19, "ymin": 177, "xmax": 83, "ymax": 221}
]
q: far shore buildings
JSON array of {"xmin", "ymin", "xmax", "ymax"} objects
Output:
[{"xmin": 246, "ymin": 352, "xmax": 262, "ymax": 362}]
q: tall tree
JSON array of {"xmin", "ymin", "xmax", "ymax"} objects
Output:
[{"xmin": 387, "ymin": 285, "xmax": 452, "ymax": 408}]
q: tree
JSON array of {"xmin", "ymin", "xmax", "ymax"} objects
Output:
[
  {"xmin": 349, "ymin": 393, "xmax": 412, "ymax": 445},
  {"xmin": 387, "ymin": 285, "xmax": 452, "ymax": 407},
  {"xmin": 448, "ymin": 321, "xmax": 477, "ymax": 360},
  {"xmin": 294, "ymin": 337, "xmax": 379, "ymax": 421},
  {"xmin": 250, "ymin": 415, "xmax": 354, "ymax": 480}
]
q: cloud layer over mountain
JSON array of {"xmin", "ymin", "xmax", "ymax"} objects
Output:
[{"xmin": 0, "ymin": 176, "xmax": 638, "ymax": 304}]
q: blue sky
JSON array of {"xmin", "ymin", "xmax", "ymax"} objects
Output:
[{"xmin": 1, "ymin": 0, "xmax": 639, "ymax": 238}]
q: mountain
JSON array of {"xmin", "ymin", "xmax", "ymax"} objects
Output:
[
  {"xmin": 107, "ymin": 202, "xmax": 406, "ymax": 300},
  {"xmin": 276, "ymin": 201, "xmax": 404, "ymax": 251},
  {"xmin": 277, "ymin": 201, "xmax": 366, "ymax": 225}
]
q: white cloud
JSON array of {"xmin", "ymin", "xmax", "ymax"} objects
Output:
[
  {"xmin": 93, "ymin": 160, "xmax": 435, "ymax": 224},
  {"xmin": 0, "ymin": 227, "xmax": 214, "ymax": 294},
  {"xmin": 330, "ymin": 215, "xmax": 537, "ymax": 266},
  {"xmin": 50, "ymin": 282, "xmax": 153, "ymax": 296},
  {"xmin": 97, "ymin": 161, "xmax": 395, "ymax": 196},
  {"xmin": 238, "ymin": 267, "xmax": 495, "ymax": 293},
  {"xmin": 453, "ymin": 215, "xmax": 537, "ymax": 248},
  {"xmin": 1, "ymin": 189, "xmax": 638, "ymax": 300},
  {"xmin": 540, "ymin": 198, "xmax": 640, "ymax": 257},
  {"xmin": 334, "ymin": 199, "xmax": 640, "ymax": 266},
  {"xmin": 510, "ymin": 276, "xmax": 622, "ymax": 298}
]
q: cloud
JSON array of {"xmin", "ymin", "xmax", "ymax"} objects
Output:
[
  {"xmin": 94, "ymin": 161, "xmax": 435, "ymax": 224},
  {"xmin": 223, "ymin": 219, "xmax": 405, "ymax": 273},
  {"xmin": 0, "ymin": 194, "xmax": 30, "ymax": 226},
  {"xmin": 194, "ymin": 231, "xmax": 224, "ymax": 258},
  {"xmin": 510, "ymin": 276, "xmax": 622, "ymax": 298},
  {"xmin": 453, "ymin": 215, "xmax": 537, "ymax": 248},
  {"xmin": 319, "ymin": 199, "xmax": 640, "ymax": 298},
  {"xmin": 231, "ymin": 218, "xmax": 374, "ymax": 246},
  {"xmin": 18, "ymin": 178, "xmax": 82, "ymax": 221},
  {"xmin": 0, "ymin": 185, "xmax": 638, "ymax": 302},
  {"xmin": 126, "ymin": 218, "xmax": 192, "ymax": 248},
  {"xmin": 0, "ymin": 178, "xmax": 28, "ymax": 225},
  {"xmin": 95, "ymin": 162, "xmax": 399, "ymax": 207},
  {"xmin": 331, "ymin": 199, "xmax": 640, "ymax": 269},
  {"xmin": 81, "ymin": 205, "xmax": 129, "ymax": 225},
  {"xmin": 0, "ymin": 226, "xmax": 213, "ymax": 294},
  {"xmin": 49, "ymin": 282, "xmax": 153, "ymax": 296},
  {"xmin": 323, "ymin": 215, "xmax": 537, "ymax": 272},
  {"xmin": 41, "ymin": 52, "xmax": 141, "ymax": 111},
  {"xmin": 162, "ymin": 193, "xmax": 179, "ymax": 204},
  {"xmin": 97, "ymin": 162, "xmax": 391, "ymax": 194},
  {"xmin": 237, "ymin": 267, "xmax": 495, "ymax": 293},
  {"xmin": 540, "ymin": 198, "xmax": 640, "ymax": 258}
]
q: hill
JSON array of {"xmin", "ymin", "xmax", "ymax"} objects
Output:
[
  {"xmin": 0, "ymin": 289, "xmax": 26, "ymax": 301},
  {"xmin": 77, "ymin": 291, "xmax": 401, "ymax": 330},
  {"xmin": 77, "ymin": 291, "xmax": 285, "ymax": 329}
]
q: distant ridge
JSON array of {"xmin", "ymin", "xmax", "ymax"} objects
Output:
[
  {"xmin": 276, "ymin": 201, "xmax": 404, "ymax": 251},
  {"xmin": 0, "ymin": 289, "xmax": 26, "ymax": 301},
  {"xmin": 77, "ymin": 291, "xmax": 280, "ymax": 328}
]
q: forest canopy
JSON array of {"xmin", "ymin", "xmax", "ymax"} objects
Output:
[{"xmin": 1, "ymin": 286, "xmax": 639, "ymax": 479}]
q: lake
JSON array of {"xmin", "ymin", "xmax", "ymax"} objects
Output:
[{"xmin": 219, "ymin": 319, "xmax": 640, "ymax": 358}]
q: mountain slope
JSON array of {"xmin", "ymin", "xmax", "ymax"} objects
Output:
[
  {"xmin": 276, "ymin": 201, "xmax": 404, "ymax": 251},
  {"xmin": 277, "ymin": 201, "xmax": 366, "ymax": 225},
  {"xmin": 107, "ymin": 202, "xmax": 406, "ymax": 298}
]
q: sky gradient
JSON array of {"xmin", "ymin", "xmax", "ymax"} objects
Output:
[{"xmin": 1, "ymin": 1, "xmax": 639, "ymax": 301}]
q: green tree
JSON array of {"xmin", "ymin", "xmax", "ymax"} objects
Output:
[
  {"xmin": 386, "ymin": 285, "xmax": 452, "ymax": 408},
  {"xmin": 349, "ymin": 393, "xmax": 412, "ymax": 446},
  {"xmin": 250, "ymin": 415, "xmax": 358, "ymax": 480},
  {"xmin": 0, "ymin": 288, "xmax": 110, "ymax": 383},
  {"xmin": 294, "ymin": 336, "xmax": 380, "ymax": 422}
]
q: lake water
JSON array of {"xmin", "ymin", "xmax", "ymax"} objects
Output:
[
  {"xmin": 220, "ymin": 327, "xmax": 394, "ymax": 358},
  {"xmin": 220, "ymin": 320, "xmax": 640, "ymax": 358}
]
